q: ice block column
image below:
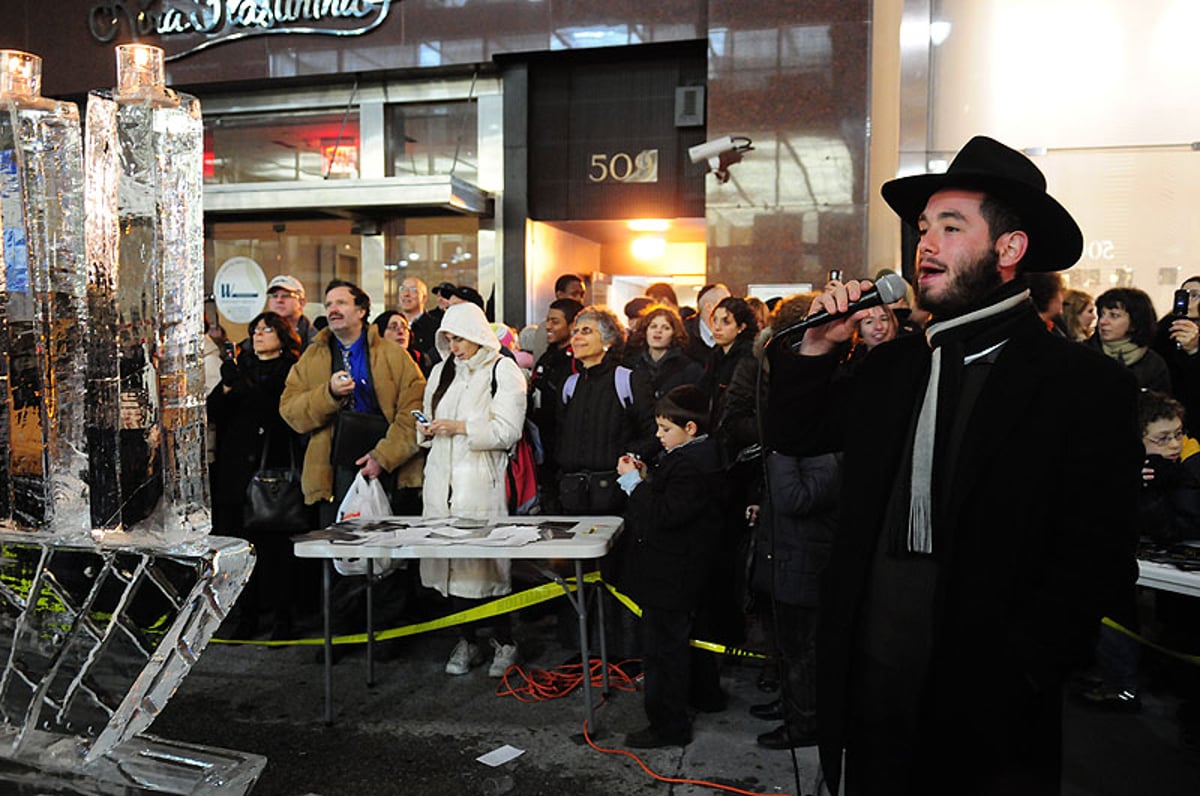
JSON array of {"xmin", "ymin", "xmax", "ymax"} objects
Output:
[
  {"xmin": 85, "ymin": 44, "xmax": 209, "ymax": 546},
  {"xmin": 0, "ymin": 50, "xmax": 90, "ymax": 537}
]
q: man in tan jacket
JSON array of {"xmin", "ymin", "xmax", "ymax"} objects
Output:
[{"xmin": 281, "ymin": 279, "xmax": 426, "ymax": 524}]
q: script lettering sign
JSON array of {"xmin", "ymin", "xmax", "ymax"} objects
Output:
[{"xmin": 87, "ymin": 0, "xmax": 393, "ymax": 61}]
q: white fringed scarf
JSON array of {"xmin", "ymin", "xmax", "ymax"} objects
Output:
[{"xmin": 907, "ymin": 288, "xmax": 1032, "ymax": 553}]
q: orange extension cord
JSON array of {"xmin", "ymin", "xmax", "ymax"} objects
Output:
[
  {"xmin": 495, "ymin": 658, "xmax": 794, "ymax": 796},
  {"xmin": 494, "ymin": 656, "xmax": 641, "ymax": 702}
]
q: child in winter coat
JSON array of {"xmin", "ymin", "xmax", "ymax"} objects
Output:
[{"xmin": 615, "ymin": 385, "xmax": 725, "ymax": 748}]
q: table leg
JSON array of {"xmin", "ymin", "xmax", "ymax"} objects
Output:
[
  {"xmin": 323, "ymin": 560, "xmax": 333, "ymax": 726},
  {"xmin": 366, "ymin": 559, "xmax": 375, "ymax": 688},
  {"xmin": 575, "ymin": 560, "xmax": 596, "ymax": 734},
  {"xmin": 595, "ymin": 568, "xmax": 610, "ymax": 695}
]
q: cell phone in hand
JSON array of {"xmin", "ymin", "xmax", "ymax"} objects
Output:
[
  {"xmin": 411, "ymin": 409, "xmax": 430, "ymax": 425},
  {"xmin": 1173, "ymin": 289, "xmax": 1190, "ymax": 318},
  {"xmin": 222, "ymin": 341, "xmax": 236, "ymax": 361}
]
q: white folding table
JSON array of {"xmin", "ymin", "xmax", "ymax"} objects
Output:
[
  {"xmin": 1137, "ymin": 558, "xmax": 1200, "ymax": 598},
  {"xmin": 293, "ymin": 515, "xmax": 624, "ymax": 728}
]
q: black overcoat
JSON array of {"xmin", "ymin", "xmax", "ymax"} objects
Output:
[
  {"xmin": 768, "ymin": 310, "xmax": 1142, "ymax": 794},
  {"xmin": 207, "ymin": 352, "xmax": 300, "ymax": 510},
  {"xmin": 618, "ymin": 437, "xmax": 725, "ymax": 611}
]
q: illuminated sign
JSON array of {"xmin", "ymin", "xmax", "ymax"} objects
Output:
[
  {"xmin": 87, "ymin": 0, "xmax": 392, "ymax": 61},
  {"xmin": 321, "ymin": 142, "xmax": 358, "ymax": 178}
]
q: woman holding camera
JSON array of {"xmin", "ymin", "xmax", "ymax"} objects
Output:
[
  {"xmin": 207, "ymin": 311, "xmax": 304, "ymax": 639},
  {"xmin": 1153, "ymin": 277, "xmax": 1200, "ymax": 434}
]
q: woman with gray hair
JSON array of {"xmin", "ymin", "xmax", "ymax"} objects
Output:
[{"xmin": 554, "ymin": 305, "xmax": 658, "ymax": 515}]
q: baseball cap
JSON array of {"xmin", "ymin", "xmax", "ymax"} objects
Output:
[
  {"xmin": 431, "ymin": 282, "xmax": 457, "ymax": 298},
  {"xmin": 267, "ymin": 275, "xmax": 305, "ymax": 298}
]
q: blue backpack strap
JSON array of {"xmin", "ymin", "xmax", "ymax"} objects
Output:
[
  {"xmin": 614, "ymin": 365, "xmax": 633, "ymax": 409},
  {"xmin": 562, "ymin": 372, "xmax": 580, "ymax": 404}
]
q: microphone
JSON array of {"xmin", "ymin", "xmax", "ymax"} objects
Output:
[{"xmin": 767, "ymin": 272, "xmax": 909, "ymax": 347}]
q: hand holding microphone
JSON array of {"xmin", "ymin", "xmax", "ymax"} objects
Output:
[{"xmin": 769, "ymin": 272, "xmax": 909, "ymax": 356}]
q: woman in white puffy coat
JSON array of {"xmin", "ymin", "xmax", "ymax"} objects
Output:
[{"xmin": 418, "ymin": 302, "xmax": 528, "ymax": 676}]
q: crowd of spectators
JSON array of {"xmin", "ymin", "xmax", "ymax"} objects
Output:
[{"xmin": 202, "ymin": 257, "xmax": 1200, "ymax": 760}]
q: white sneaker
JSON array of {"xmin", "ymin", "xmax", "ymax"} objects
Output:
[
  {"xmin": 445, "ymin": 639, "xmax": 483, "ymax": 675},
  {"xmin": 488, "ymin": 638, "xmax": 519, "ymax": 678}
]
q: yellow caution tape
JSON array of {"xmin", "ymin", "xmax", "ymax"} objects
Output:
[
  {"xmin": 599, "ymin": 580, "xmax": 769, "ymax": 660},
  {"xmin": 214, "ymin": 571, "xmax": 770, "ymax": 659},
  {"xmin": 1102, "ymin": 616, "xmax": 1200, "ymax": 666},
  {"xmin": 214, "ymin": 574, "xmax": 588, "ymax": 647}
]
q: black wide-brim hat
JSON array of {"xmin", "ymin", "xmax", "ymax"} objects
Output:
[{"xmin": 881, "ymin": 136, "xmax": 1082, "ymax": 272}]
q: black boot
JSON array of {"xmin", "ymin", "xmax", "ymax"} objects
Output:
[{"xmin": 749, "ymin": 699, "xmax": 784, "ymax": 720}]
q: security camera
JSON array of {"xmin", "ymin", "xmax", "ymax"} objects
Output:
[{"xmin": 688, "ymin": 136, "xmax": 753, "ymax": 183}]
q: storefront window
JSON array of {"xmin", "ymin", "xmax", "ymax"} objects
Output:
[
  {"xmin": 385, "ymin": 101, "xmax": 478, "ymax": 181},
  {"xmin": 204, "ymin": 109, "xmax": 360, "ymax": 184},
  {"xmin": 383, "ymin": 217, "xmax": 481, "ymax": 309},
  {"xmin": 206, "ymin": 220, "xmax": 361, "ymax": 339}
]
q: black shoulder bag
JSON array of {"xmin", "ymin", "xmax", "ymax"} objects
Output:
[{"xmin": 244, "ymin": 432, "xmax": 309, "ymax": 533}]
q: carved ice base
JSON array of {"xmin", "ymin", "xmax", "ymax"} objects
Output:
[
  {"xmin": 0, "ymin": 533, "xmax": 256, "ymax": 791},
  {"xmin": 0, "ymin": 729, "xmax": 266, "ymax": 794}
]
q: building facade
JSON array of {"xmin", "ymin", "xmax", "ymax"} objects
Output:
[
  {"xmin": 5, "ymin": 1, "xmax": 1194, "ymax": 335},
  {"xmin": 2, "ymin": 0, "xmax": 870, "ymax": 335}
]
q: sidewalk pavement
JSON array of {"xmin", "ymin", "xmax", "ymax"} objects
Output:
[
  {"xmin": 148, "ymin": 584, "xmax": 1200, "ymax": 796},
  {"xmin": 152, "ymin": 602, "xmax": 820, "ymax": 796}
]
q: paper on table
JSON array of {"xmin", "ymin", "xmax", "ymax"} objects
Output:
[
  {"xmin": 482, "ymin": 526, "xmax": 542, "ymax": 545},
  {"xmin": 476, "ymin": 744, "xmax": 525, "ymax": 767},
  {"xmin": 429, "ymin": 526, "xmax": 477, "ymax": 538},
  {"xmin": 330, "ymin": 528, "xmax": 442, "ymax": 546},
  {"xmin": 392, "ymin": 527, "xmax": 438, "ymax": 543}
]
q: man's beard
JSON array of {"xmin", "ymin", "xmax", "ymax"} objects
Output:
[{"xmin": 916, "ymin": 247, "xmax": 1002, "ymax": 319}]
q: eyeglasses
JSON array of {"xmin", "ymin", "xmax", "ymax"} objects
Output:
[
  {"xmin": 399, "ymin": 286, "xmax": 419, "ymax": 294},
  {"xmin": 251, "ymin": 326, "xmax": 277, "ymax": 335},
  {"xmin": 1145, "ymin": 429, "xmax": 1185, "ymax": 446},
  {"xmin": 270, "ymin": 291, "xmax": 301, "ymax": 300},
  {"xmin": 571, "ymin": 326, "xmax": 597, "ymax": 337}
]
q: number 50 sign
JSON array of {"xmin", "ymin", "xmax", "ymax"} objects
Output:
[{"xmin": 588, "ymin": 150, "xmax": 659, "ymax": 183}]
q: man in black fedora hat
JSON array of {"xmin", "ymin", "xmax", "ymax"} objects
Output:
[{"xmin": 766, "ymin": 137, "xmax": 1142, "ymax": 794}]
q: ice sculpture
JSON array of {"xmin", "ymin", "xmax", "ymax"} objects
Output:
[
  {"xmin": 0, "ymin": 50, "xmax": 90, "ymax": 537},
  {"xmin": 85, "ymin": 44, "xmax": 210, "ymax": 545},
  {"xmin": 0, "ymin": 47, "xmax": 260, "ymax": 792},
  {"xmin": 0, "ymin": 533, "xmax": 255, "ymax": 766}
]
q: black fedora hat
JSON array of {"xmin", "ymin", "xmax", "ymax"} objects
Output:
[{"xmin": 881, "ymin": 136, "xmax": 1082, "ymax": 272}]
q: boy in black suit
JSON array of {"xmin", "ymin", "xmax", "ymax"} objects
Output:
[{"xmin": 615, "ymin": 385, "xmax": 725, "ymax": 748}]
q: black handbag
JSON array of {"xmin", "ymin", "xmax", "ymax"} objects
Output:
[
  {"xmin": 243, "ymin": 434, "xmax": 308, "ymax": 533},
  {"xmin": 330, "ymin": 410, "xmax": 390, "ymax": 468},
  {"xmin": 557, "ymin": 470, "xmax": 624, "ymax": 515}
]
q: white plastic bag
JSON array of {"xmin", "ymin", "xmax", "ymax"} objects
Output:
[
  {"xmin": 336, "ymin": 472, "xmax": 391, "ymax": 522},
  {"xmin": 333, "ymin": 472, "xmax": 397, "ymax": 576}
]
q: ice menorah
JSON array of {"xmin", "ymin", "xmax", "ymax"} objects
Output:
[{"xmin": 0, "ymin": 46, "xmax": 257, "ymax": 787}]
